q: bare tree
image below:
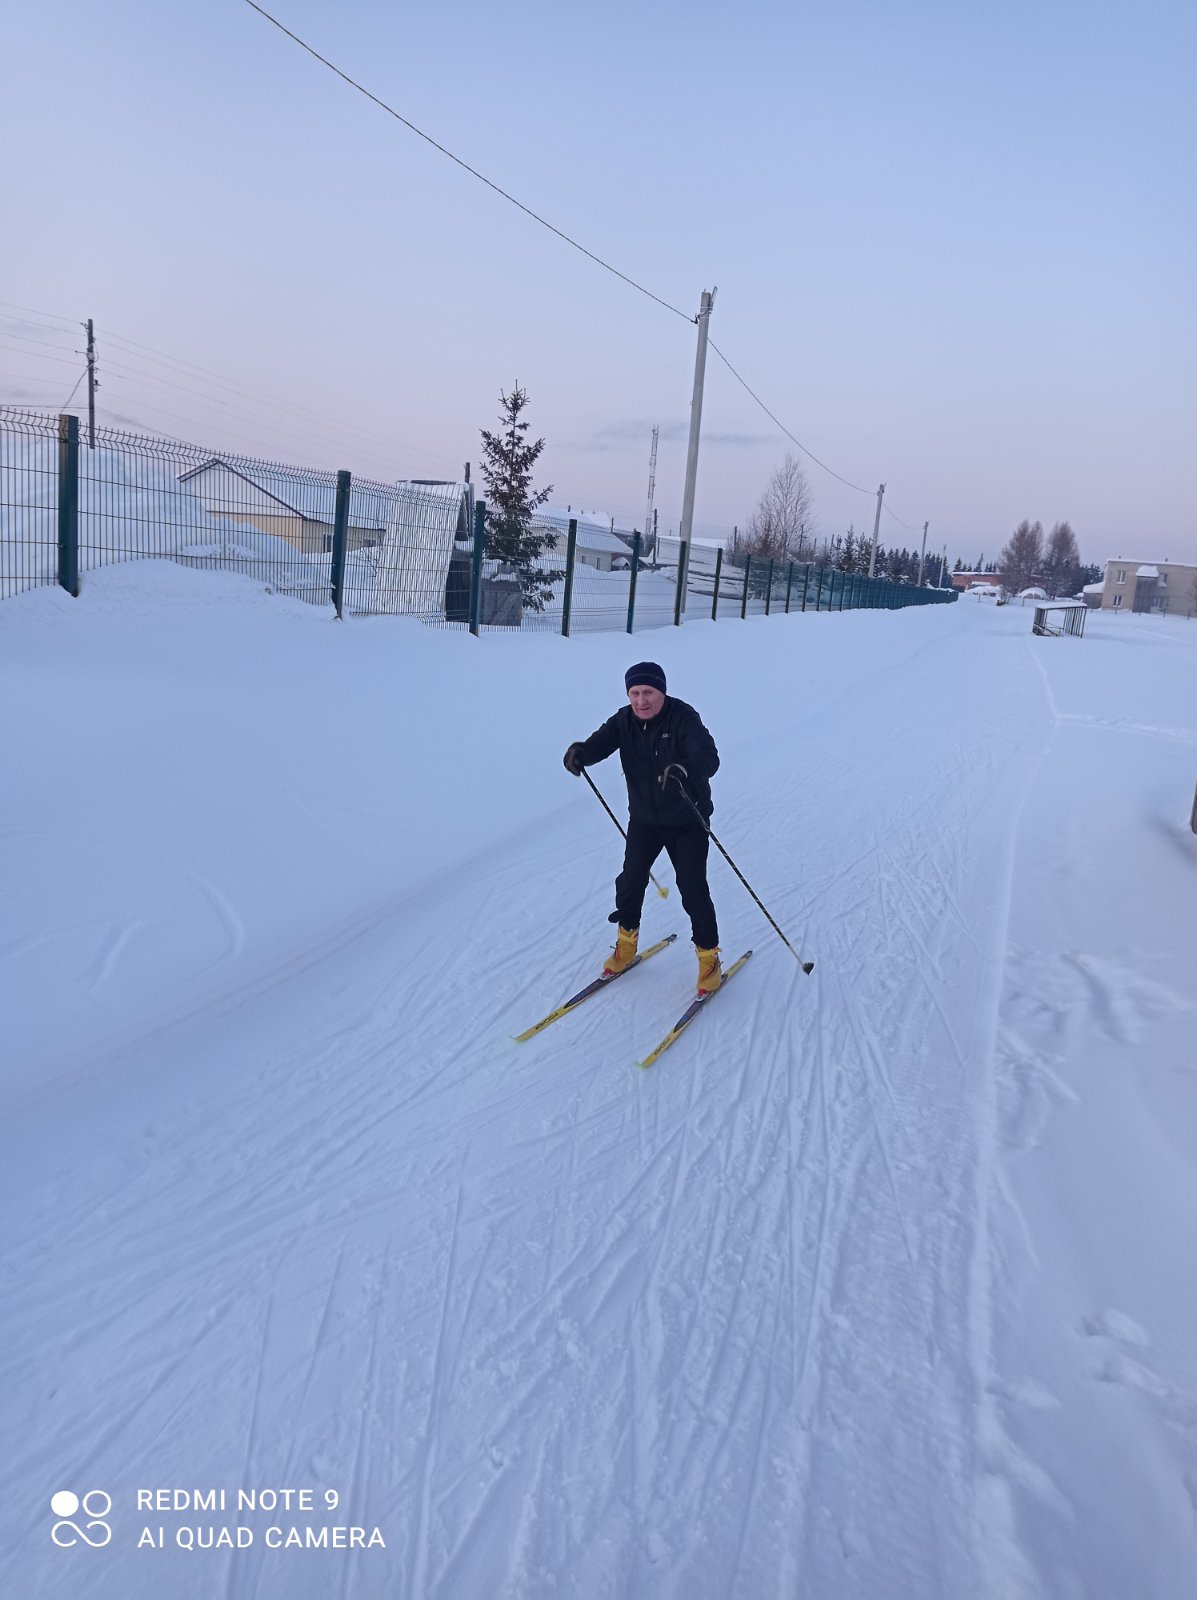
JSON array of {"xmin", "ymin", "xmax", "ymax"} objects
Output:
[
  {"xmin": 1042, "ymin": 520, "xmax": 1080, "ymax": 597},
  {"xmin": 743, "ymin": 453, "xmax": 816, "ymax": 563},
  {"xmin": 999, "ymin": 519, "xmax": 1043, "ymax": 595}
]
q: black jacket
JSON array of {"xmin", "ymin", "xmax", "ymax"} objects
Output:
[{"xmin": 576, "ymin": 697, "xmax": 719, "ymax": 827}]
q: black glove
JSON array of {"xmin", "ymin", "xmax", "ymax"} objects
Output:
[
  {"xmin": 660, "ymin": 762, "xmax": 689, "ymax": 790},
  {"xmin": 563, "ymin": 742, "xmax": 586, "ymax": 776}
]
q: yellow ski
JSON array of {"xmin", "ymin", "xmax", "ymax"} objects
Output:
[
  {"xmin": 514, "ymin": 934, "xmax": 678, "ymax": 1042},
  {"xmin": 638, "ymin": 950, "xmax": 754, "ymax": 1068}
]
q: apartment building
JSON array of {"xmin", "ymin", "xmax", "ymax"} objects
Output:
[{"xmin": 1099, "ymin": 559, "xmax": 1197, "ymax": 615}]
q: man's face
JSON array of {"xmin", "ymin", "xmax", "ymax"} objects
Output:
[{"xmin": 628, "ymin": 684, "xmax": 665, "ymax": 720}]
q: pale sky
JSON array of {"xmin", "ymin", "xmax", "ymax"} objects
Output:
[{"xmin": 3, "ymin": 0, "xmax": 1194, "ymax": 567}]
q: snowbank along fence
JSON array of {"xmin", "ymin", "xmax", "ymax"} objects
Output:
[{"xmin": 1, "ymin": 408, "xmax": 956, "ymax": 632}]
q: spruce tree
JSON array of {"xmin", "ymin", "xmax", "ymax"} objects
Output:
[{"xmin": 478, "ymin": 385, "xmax": 562, "ymax": 612}]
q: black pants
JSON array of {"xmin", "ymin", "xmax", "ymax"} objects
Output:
[{"xmin": 615, "ymin": 819, "xmax": 719, "ymax": 949}]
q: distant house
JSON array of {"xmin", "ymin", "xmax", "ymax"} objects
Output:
[
  {"xmin": 178, "ymin": 459, "xmax": 387, "ymax": 554},
  {"xmin": 1099, "ymin": 559, "xmax": 1197, "ymax": 615},
  {"xmin": 951, "ymin": 570, "xmax": 1007, "ymax": 592},
  {"xmin": 533, "ymin": 509, "xmax": 633, "ymax": 572}
]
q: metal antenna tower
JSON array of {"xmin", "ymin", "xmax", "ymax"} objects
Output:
[{"xmin": 644, "ymin": 424, "xmax": 659, "ymax": 555}]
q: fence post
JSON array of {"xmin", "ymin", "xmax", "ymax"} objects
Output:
[
  {"xmin": 801, "ymin": 562, "xmax": 810, "ymax": 611},
  {"xmin": 673, "ymin": 540, "xmax": 688, "ymax": 626},
  {"xmin": 57, "ymin": 413, "xmax": 80, "ymax": 597},
  {"xmin": 626, "ymin": 529, "xmax": 641, "ymax": 634},
  {"xmin": 468, "ymin": 498, "xmax": 486, "ymax": 637},
  {"xmin": 329, "ymin": 469, "xmax": 351, "ymax": 619},
  {"xmin": 764, "ymin": 558, "xmax": 774, "ymax": 616},
  {"xmin": 711, "ymin": 547, "xmax": 723, "ymax": 621},
  {"xmin": 561, "ymin": 517, "xmax": 578, "ymax": 637},
  {"xmin": 784, "ymin": 561, "xmax": 794, "ymax": 613},
  {"xmin": 741, "ymin": 554, "xmax": 752, "ymax": 619},
  {"xmin": 1191, "ymin": 779, "xmax": 1197, "ymax": 835}
]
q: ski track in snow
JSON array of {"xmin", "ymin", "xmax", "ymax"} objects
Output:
[{"xmin": 6, "ymin": 595, "xmax": 1192, "ymax": 1598}]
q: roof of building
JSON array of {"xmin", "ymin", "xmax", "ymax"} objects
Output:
[
  {"xmin": 179, "ymin": 458, "xmax": 390, "ymax": 527},
  {"xmin": 534, "ymin": 511, "xmax": 631, "ymax": 556}
]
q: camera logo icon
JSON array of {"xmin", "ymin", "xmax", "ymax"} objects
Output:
[{"xmin": 51, "ymin": 1490, "xmax": 112, "ymax": 1548}]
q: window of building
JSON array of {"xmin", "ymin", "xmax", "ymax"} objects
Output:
[
  {"xmin": 1160, "ymin": 571, "xmax": 1168, "ymax": 583},
  {"xmin": 1113, "ymin": 594, "xmax": 1122, "ymax": 608},
  {"xmin": 1116, "ymin": 570, "xmax": 1126, "ymax": 583}
]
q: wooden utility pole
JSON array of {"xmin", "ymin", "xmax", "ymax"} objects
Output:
[
  {"xmin": 917, "ymin": 520, "xmax": 929, "ymax": 586},
  {"xmin": 867, "ymin": 482, "xmax": 886, "ymax": 576},
  {"xmin": 85, "ymin": 319, "xmax": 97, "ymax": 448}
]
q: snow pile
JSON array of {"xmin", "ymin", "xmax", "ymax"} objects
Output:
[
  {"xmin": 0, "ymin": 431, "xmax": 220, "ymax": 595},
  {"xmin": 2, "ymin": 562, "xmax": 1194, "ymax": 1599}
]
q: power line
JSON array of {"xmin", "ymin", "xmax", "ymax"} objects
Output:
[
  {"xmin": 97, "ymin": 330, "xmax": 462, "ymax": 469},
  {"xmin": 1, "ymin": 313, "xmax": 464, "ymax": 474},
  {"xmin": 61, "ymin": 371, "xmax": 87, "ymax": 411},
  {"xmin": 94, "ymin": 374, "xmax": 404, "ymax": 480},
  {"xmin": 0, "ymin": 340, "xmax": 81, "ymax": 370},
  {"xmin": 707, "ymin": 340, "xmax": 873, "ymax": 496},
  {"xmin": 0, "ymin": 298, "xmax": 79, "ymax": 330},
  {"xmin": 882, "ymin": 500, "xmax": 922, "ymax": 534},
  {"xmin": 0, "ymin": 326, "xmax": 80, "ymax": 356},
  {"xmin": 97, "ymin": 357, "xmax": 417, "ymax": 471},
  {"xmin": 708, "ymin": 342, "xmax": 932, "ymax": 537},
  {"xmin": 243, "ymin": 1, "xmax": 694, "ymax": 324}
]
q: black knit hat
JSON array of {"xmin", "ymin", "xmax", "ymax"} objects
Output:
[{"xmin": 625, "ymin": 661, "xmax": 667, "ymax": 694}]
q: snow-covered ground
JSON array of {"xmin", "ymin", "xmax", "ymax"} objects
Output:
[{"xmin": 3, "ymin": 564, "xmax": 1194, "ymax": 1599}]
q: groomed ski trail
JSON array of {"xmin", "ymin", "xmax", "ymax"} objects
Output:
[{"xmin": 3, "ymin": 601, "xmax": 1058, "ymax": 1598}]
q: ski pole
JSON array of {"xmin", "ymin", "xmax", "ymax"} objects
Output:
[
  {"xmin": 582, "ymin": 769, "xmax": 669, "ymax": 899},
  {"xmin": 664, "ymin": 768, "xmax": 813, "ymax": 973}
]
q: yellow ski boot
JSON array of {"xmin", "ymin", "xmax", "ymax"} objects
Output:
[
  {"xmin": 603, "ymin": 926, "xmax": 639, "ymax": 977},
  {"xmin": 696, "ymin": 945, "xmax": 722, "ymax": 995}
]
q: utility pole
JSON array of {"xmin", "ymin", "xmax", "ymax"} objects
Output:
[
  {"xmin": 941, "ymin": 543, "xmax": 948, "ymax": 588},
  {"xmin": 85, "ymin": 318, "xmax": 98, "ymax": 448},
  {"xmin": 678, "ymin": 288, "xmax": 716, "ymax": 606},
  {"xmin": 644, "ymin": 424, "xmax": 659, "ymax": 562},
  {"xmin": 917, "ymin": 520, "xmax": 929, "ymax": 586},
  {"xmin": 867, "ymin": 481, "xmax": 886, "ymax": 577}
]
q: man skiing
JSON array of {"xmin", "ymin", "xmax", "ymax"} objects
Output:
[{"xmin": 563, "ymin": 661, "xmax": 722, "ymax": 995}]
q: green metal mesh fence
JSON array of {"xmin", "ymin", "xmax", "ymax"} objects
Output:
[{"xmin": 1, "ymin": 407, "xmax": 957, "ymax": 627}]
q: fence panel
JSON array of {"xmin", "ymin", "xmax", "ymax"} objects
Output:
[
  {"xmin": 352, "ymin": 478, "xmax": 471, "ymax": 625},
  {"xmin": 1, "ymin": 410, "xmax": 60, "ymax": 598},
  {"xmin": 74, "ymin": 427, "xmax": 338, "ymax": 606}
]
